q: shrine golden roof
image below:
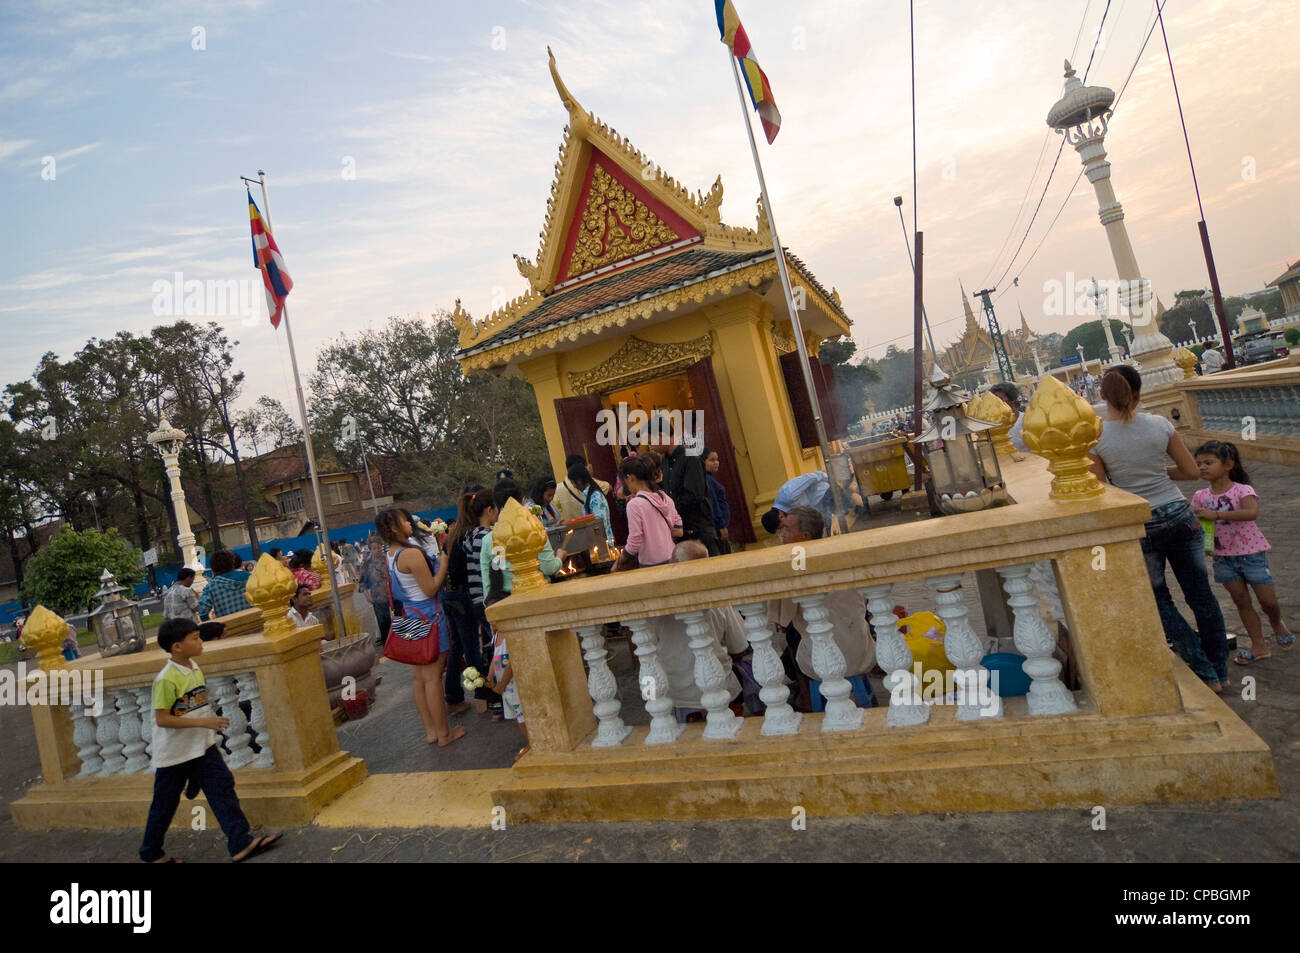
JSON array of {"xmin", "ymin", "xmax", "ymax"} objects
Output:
[{"xmin": 455, "ymin": 49, "xmax": 849, "ymax": 373}]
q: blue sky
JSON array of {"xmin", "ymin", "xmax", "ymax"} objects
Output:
[{"xmin": 3, "ymin": 0, "xmax": 1297, "ymax": 416}]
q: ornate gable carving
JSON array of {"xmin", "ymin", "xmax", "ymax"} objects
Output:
[
  {"xmin": 565, "ymin": 163, "xmax": 682, "ymax": 278},
  {"xmin": 568, "ymin": 333, "xmax": 713, "ymax": 395}
]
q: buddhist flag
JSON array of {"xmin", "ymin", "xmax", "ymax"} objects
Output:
[
  {"xmin": 716, "ymin": 0, "xmax": 782, "ymax": 143},
  {"xmin": 247, "ymin": 189, "xmax": 293, "ymax": 328}
]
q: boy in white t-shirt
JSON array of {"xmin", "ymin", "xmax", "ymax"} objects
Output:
[{"xmin": 138, "ymin": 617, "xmax": 281, "ymax": 863}]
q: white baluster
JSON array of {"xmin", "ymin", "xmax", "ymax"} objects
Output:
[
  {"xmin": 212, "ymin": 674, "xmax": 254, "ymax": 768},
  {"xmin": 626, "ymin": 617, "xmax": 683, "ymax": 744},
  {"xmin": 928, "ymin": 573, "xmax": 1002, "ymax": 720},
  {"xmin": 997, "ymin": 564, "xmax": 1078, "ymax": 715},
  {"xmin": 860, "ymin": 583, "xmax": 929, "ymax": 727},
  {"xmin": 235, "ymin": 672, "xmax": 274, "ymax": 767},
  {"xmin": 96, "ymin": 695, "xmax": 124, "ymax": 775},
  {"xmin": 117, "ymin": 689, "xmax": 149, "ymax": 774},
  {"xmin": 792, "ymin": 593, "xmax": 863, "ymax": 731},
  {"xmin": 675, "ymin": 610, "xmax": 742, "ymax": 740},
  {"xmin": 736, "ymin": 602, "xmax": 800, "ymax": 736},
  {"xmin": 576, "ymin": 624, "xmax": 632, "ymax": 747},
  {"xmin": 1028, "ymin": 560, "xmax": 1064, "ymax": 621},
  {"xmin": 69, "ymin": 701, "xmax": 103, "ymax": 777},
  {"xmin": 133, "ymin": 686, "xmax": 154, "ymax": 770}
]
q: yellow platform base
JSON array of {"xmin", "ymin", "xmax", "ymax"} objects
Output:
[
  {"xmin": 11, "ymin": 751, "xmax": 367, "ymax": 830},
  {"xmin": 491, "ymin": 664, "xmax": 1277, "ymax": 823}
]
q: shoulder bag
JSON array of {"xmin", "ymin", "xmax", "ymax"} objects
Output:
[{"xmin": 384, "ymin": 545, "xmax": 441, "ymax": 665}]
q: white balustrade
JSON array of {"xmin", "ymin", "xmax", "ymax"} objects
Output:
[
  {"xmin": 676, "ymin": 610, "xmax": 742, "ymax": 740},
  {"xmin": 96, "ymin": 696, "xmax": 124, "ymax": 775},
  {"xmin": 235, "ymin": 671, "xmax": 274, "ymax": 767},
  {"xmin": 576, "ymin": 624, "xmax": 632, "ymax": 747},
  {"xmin": 69, "ymin": 701, "xmax": 103, "ymax": 777},
  {"xmin": 928, "ymin": 573, "xmax": 1002, "ymax": 720},
  {"xmin": 211, "ymin": 674, "xmax": 255, "ymax": 769},
  {"xmin": 860, "ymin": 583, "xmax": 929, "ymax": 727},
  {"xmin": 791, "ymin": 593, "xmax": 863, "ymax": 731},
  {"xmin": 133, "ymin": 686, "xmax": 154, "ymax": 770},
  {"xmin": 736, "ymin": 602, "xmax": 800, "ymax": 736},
  {"xmin": 625, "ymin": 617, "xmax": 684, "ymax": 744},
  {"xmin": 1028, "ymin": 560, "xmax": 1065, "ymax": 621},
  {"xmin": 997, "ymin": 564, "xmax": 1078, "ymax": 715},
  {"xmin": 117, "ymin": 689, "xmax": 150, "ymax": 774}
]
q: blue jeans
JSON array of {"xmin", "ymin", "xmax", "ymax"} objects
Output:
[
  {"xmin": 1141, "ymin": 500, "xmax": 1228, "ymax": 684},
  {"xmin": 442, "ymin": 590, "xmax": 491, "ymax": 704},
  {"xmin": 139, "ymin": 745, "xmax": 253, "ymax": 861}
]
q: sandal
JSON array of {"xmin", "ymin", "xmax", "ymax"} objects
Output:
[
  {"xmin": 232, "ymin": 833, "xmax": 282, "ymax": 863},
  {"xmin": 1233, "ymin": 650, "xmax": 1269, "ymax": 665},
  {"xmin": 1277, "ymin": 632, "xmax": 1296, "ymax": 651}
]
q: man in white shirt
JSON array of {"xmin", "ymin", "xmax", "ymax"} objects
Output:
[
  {"xmin": 162, "ymin": 568, "xmax": 200, "ymax": 623},
  {"xmin": 1201, "ymin": 345, "xmax": 1225, "ymax": 373},
  {"xmin": 286, "ymin": 585, "xmax": 322, "ymax": 629}
]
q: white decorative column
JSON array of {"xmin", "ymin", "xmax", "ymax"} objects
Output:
[
  {"xmin": 736, "ymin": 602, "xmax": 801, "ymax": 736},
  {"xmin": 133, "ymin": 685, "xmax": 154, "ymax": 770},
  {"xmin": 576, "ymin": 624, "xmax": 633, "ymax": 747},
  {"xmin": 997, "ymin": 564, "xmax": 1078, "ymax": 715},
  {"xmin": 860, "ymin": 583, "xmax": 929, "ymax": 727},
  {"xmin": 116, "ymin": 689, "xmax": 150, "ymax": 774},
  {"xmin": 675, "ymin": 610, "xmax": 742, "ymax": 740},
  {"xmin": 147, "ymin": 415, "xmax": 206, "ymax": 594},
  {"xmin": 1047, "ymin": 61, "xmax": 1179, "ymax": 390},
  {"xmin": 928, "ymin": 573, "xmax": 1002, "ymax": 720},
  {"xmin": 626, "ymin": 617, "xmax": 684, "ymax": 744},
  {"xmin": 235, "ymin": 672, "xmax": 274, "ymax": 767},
  {"xmin": 95, "ymin": 696, "xmax": 124, "ymax": 775},
  {"xmin": 69, "ymin": 701, "xmax": 103, "ymax": 777},
  {"xmin": 1028, "ymin": 560, "xmax": 1065, "ymax": 622},
  {"xmin": 791, "ymin": 593, "xmax": 863, "ymax": 731},
  {"xmin": 212, "ymin": 674, "xmax": 254, "ymax": 768}
]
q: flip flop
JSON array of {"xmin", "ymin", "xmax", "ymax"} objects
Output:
[
  {"xmin": 1277, "ymin": 633, "xmax": 1296, "ymax": 651},
  {"xmin": 1233, "ymin": 650, "xmax": 1269, "ymax": 665},
  {"xmin": 232, "ymin": 833, "xmax": 282, "ymax": 863}
]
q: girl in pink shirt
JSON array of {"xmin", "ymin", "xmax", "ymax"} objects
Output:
[
  {"xmin": 615, "ymin": 451, "xmax": 682, "ymax": 570},
  {"xmin": 1192, "ymin": 441, "xmax": 1293, "ymax": 664}
]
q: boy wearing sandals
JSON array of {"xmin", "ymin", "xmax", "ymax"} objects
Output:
[{"xmin": 139, "ymin": 617, "xmax": 281, "ymax": 863}]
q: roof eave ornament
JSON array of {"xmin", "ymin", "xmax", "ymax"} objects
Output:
[{"xmin": 548, "ymin": 47, "xmax": 589, "ymax": 137}]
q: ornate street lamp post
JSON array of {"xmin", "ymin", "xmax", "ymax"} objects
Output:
[
  {"xmin": 1048, "ymin": 61, "xmax": 1181, "ymax": 389},
  {"xmin": 147, "ymin": 416, "xmax": 206, "ymax": 595}
]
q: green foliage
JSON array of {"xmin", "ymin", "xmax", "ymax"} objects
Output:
[
  {"xmin": 1189, "ymin": 344, "xmax": 1205, "ymax": 359},
  {"xmin": 1059, "ymin": 320, "xmax": 1131, "ymax": 363},
  {"xmin": 818, "ymin": 337, "xmax": 881, "ymax": 426},
  {"xmin": 1284, "ymin": 327, "xmax": 1300, "ymax": 347},
  {"xmin": 19, "ymin": 527, "xmax": 144, "ymax": 614},
  {"xmin": 1158, "ymin": 297, "xmax": 1214, "ymax": 342},
  {"xmin": 862, "ymin": 345, "xmax": 919, "ymax": 414}
]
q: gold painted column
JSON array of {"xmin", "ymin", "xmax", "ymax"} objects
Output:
[{"xmin": 520, "ymin": 353, "xmax": 570, "ymax": 482}]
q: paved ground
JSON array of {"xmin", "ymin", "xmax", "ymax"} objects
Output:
[{"xmin": 2, "ymin": 460, "xmax": 1297, "ymax": 862}]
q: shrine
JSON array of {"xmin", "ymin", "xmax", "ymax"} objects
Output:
[
  {"xmin": 929, "ymin": 284, "xmax": 1043, "ymax": 388},
  {"xmin": 454, "ymin": 51, "xmax": 851, "ymax": 543}
]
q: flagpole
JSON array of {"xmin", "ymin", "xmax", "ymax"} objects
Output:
[
  {"xmin": 724, "ymin": 49, "xmax": 848, "ymax": 533},
  {"xmin": 254, "ymin": 170, "xmax": 348, "ymax": 642}
]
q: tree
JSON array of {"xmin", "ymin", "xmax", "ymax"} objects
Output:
[
  {"xmin": 20, "ymin": 526, "xmax": 144, "ymax": 614},
  {"xmin": 1059, "ymin": 319, "xmax": 1132, "ymax": 363},
  {"xmin": 862, "ymin": 345, "xmax": 919, "ymax": 414},
  {"xmin": 1159, "ymin": 297, "xmax": 1213, "ymax": 342},
  {"xmin": 819, "ymin": 337, "xmax": 881, "ymax": 427},
  {"xmin": 235, "ymin": 396, "xmax": 302, "ymax": 457},
  {"xmin": 1284, "ymin": 327, "xmax": 1300, "ymax": 347}
]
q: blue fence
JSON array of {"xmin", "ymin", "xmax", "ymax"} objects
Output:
[{"xmin": 224, "ymin": 507, "xmax": 458, "ymax": 565}]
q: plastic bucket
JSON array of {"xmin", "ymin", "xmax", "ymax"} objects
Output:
[{"xmin": 981, "ymin": 652, "xmax": 1030, "ymax": 697}]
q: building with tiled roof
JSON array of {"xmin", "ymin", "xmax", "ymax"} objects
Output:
[
  {"xmin": 1267, "ymin": 259, "xmax": 1300, "ymax": 323},
  {"xmin": 455, "ymin": 51, "xmax": 852, "ymax": 542}
]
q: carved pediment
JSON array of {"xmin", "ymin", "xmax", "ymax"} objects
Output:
[
  {"xmin": 568, "ymin": 333, "xmax": 713, "ymax": 395},
  {"xmin": 566, "ymin": 163, "xmax": 681, "ymax": 279}
]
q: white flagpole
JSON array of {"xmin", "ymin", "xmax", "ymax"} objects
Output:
[
  {"xmin": 253, "ymin": 170, "xmax": 348, "ymax": 641},
  {"xmin": 724, "ymin": 49, "xmax": 848, "ymax": 532}
]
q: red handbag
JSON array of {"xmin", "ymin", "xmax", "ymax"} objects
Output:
[{"xmin": 384, "ymin": 546, "xmax": 441, "ymax": 665}]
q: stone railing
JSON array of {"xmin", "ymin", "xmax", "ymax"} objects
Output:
[
  {"xmin": 483, "ymin": 377, "xmax": 1276, "ymax": 820},
  {"xmin": 13, "ymin": 556, "xmax": 368, "ymax": 829},
  {"xmin": 1178, "ymin": 361, "xmax": 1300, "ymax": 466}
]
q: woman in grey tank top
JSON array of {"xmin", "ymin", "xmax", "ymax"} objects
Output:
[{"xmin": 1088, "ymin": 366, "xmax": 1229, "ymax": 691}]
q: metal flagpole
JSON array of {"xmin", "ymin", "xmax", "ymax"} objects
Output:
[
  {"xmin": 252, "ymin": 170, "xmax": 348, "ymax": 641},
  {"xmin": 724, "ymin": 49, "xmax": 848, "ymax": 533}
]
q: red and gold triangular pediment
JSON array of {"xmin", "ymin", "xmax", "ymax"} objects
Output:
[{"xmin": 555, "ymin": 151, "xmax": 700, "ymax": 284}]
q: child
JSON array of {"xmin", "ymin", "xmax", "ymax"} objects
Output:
[
  {"xmin": 139, "ymin": 617, "xmax": 281, "ymax": 863},
  {"xmin": 482, "ymin": 594, "xmax": 528, "ymax": 762},
  {"xmin": 1191, "ymin": 441, "xmax": 1294, "ymax": 664}
]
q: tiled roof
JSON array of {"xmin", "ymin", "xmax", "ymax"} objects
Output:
[
  {"xmin": 460, "ymin": 246, "xmax": 846, "ymax": 358},
  {"xmin": 1268, "ymin": 260, "xmax": 1300, "ymax": 288}
]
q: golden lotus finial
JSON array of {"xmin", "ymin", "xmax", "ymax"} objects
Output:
[
  {"xmin": 1022, "ymin": 374, "xmax": 1105, "ymax": 500},
  {"xmin": 245, "ymin": 553, "xmax": 298, "ymax": 639},
  {"xmin": 965, "ymin": 391, "xmax": 1016, "ymax": 457},
  {"xmin": 1172, "ymin": 347, "xmax": 1198, "ymax": 380},
  {"xmin": 494, "ymin": 497, "xmax": 549, "ymax": 595},
  {"xmin": 21, "ymin": 605, "xmax": 69, "ymax": 672},
  {"xmin": 311, "ymin": 544, "xmax": 335, "ymax": 591}
]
